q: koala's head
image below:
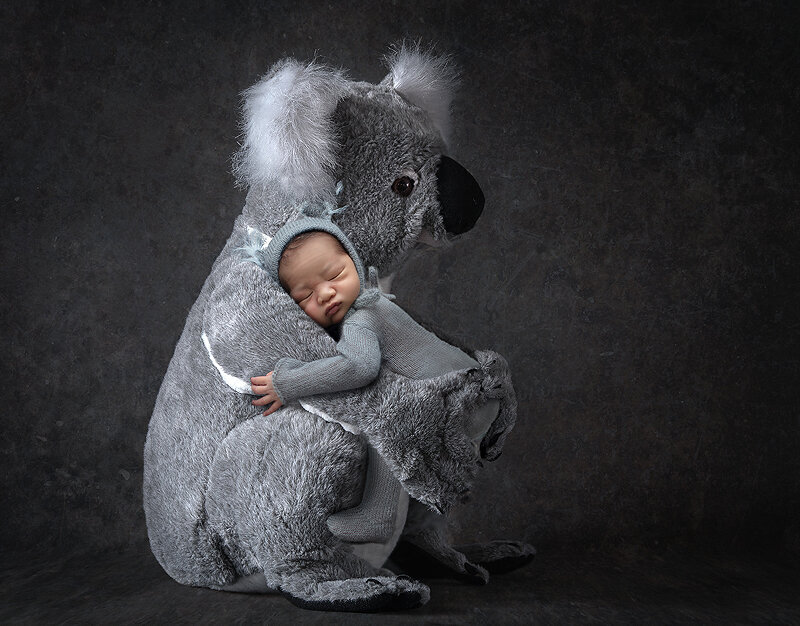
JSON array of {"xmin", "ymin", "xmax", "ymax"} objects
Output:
[{"xmin": 234, "ymin": 45, "xmax": 484, "ymax": 276}]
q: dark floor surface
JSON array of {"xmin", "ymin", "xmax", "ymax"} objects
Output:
[{"xmin": 2, "ymin": 546, "xmax": 798, "ymax": 624}]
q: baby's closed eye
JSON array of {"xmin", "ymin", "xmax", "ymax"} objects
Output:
[{"xmin": 329, "ymin": 267, "xmax": 345, "ymax": 281}]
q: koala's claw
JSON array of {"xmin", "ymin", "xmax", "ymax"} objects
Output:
[
  {"xmin": 462, "ymin": 562, "xmax": 490, "ymax": 585},
  {"xmin": 480, "ymin": 429, "xmax": 505, "ymax": 459},
  {"xmin": 456, "ymin": 540, "xmax": 536, "ymax": 575}
]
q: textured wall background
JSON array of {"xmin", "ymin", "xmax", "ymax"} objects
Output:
[{"xmin": 2, "ymin": 0, "xmax": 798, "ymax": 561}]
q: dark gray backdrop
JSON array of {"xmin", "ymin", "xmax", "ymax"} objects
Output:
[{"xmin": 2, "ymin": 0, "xmax": 798, "ymax": 562}]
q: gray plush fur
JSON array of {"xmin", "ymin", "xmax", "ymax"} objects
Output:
[{"xmin": 143, "ymin": 45, "xmax": 532, "ymax": 612}]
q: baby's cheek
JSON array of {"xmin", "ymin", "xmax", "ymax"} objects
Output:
[{"xmin": 300, "ymin": 305, "xmax": 313, "ymax": 321}]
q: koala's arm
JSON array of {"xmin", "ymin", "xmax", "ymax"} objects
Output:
[{"xmin": 297, "ymin": 359, "xmax": 513, "ymax": 514}]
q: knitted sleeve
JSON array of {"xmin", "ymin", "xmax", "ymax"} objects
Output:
[{"xmin": 271, "ymin": 321, "xmax": 382, "ymax": 404}]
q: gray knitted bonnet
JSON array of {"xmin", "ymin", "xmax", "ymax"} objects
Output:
[{"xmin": 257, "ymin": 214, "xmax": 368, "ymax": 292}]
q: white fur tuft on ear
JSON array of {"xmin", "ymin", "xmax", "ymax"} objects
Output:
[
  {"xmin": 383, "ymin": 43, "xmax": 460, "ymax": 144},
  {"xmin": 232, "ymin": 59, "xmax": 348, "ymax": 199}
]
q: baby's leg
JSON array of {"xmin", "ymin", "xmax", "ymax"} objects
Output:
[{"xmin": 327, "ymin": 445, "xmax": 401, "ymax": 543}]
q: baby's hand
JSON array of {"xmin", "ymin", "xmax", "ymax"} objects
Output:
[{"xmin": 251, "ymin": 372, "xmax": 283, "ymax": 416}]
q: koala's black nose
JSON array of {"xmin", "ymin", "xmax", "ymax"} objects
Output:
[{"xmin": 436, "ymin": 156, "xmax": 485, "ymax": 235}]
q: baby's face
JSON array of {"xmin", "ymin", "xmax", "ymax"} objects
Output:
[{"xmin": 280, "ymin": 234, "xmax": 361, "ymax": 328}]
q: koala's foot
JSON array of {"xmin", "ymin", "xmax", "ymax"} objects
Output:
[
  {"xmin": 279, "ymin": 574, "xmax": 429, "ymax": 612},
  {"xmin": 391, "ymin": 525, "xmax": 492, "ymax": 585},
  {"xmin": 394, "ymin": 500, "xmax": 489, "ymax": 585},
  {"xmin": 456, "ymin": 540, "xmax": 536, "ymax": 574},
  {"xmin": 391, "ymin": 538, "xmax": 489, "ymax": 585}
]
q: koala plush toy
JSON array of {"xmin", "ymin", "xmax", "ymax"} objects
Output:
[{"xmin": 143, "ymin": 46, "xmax": 534, "ymax": 612}]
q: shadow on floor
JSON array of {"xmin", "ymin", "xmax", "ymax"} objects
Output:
[{"xmin": 2, "ymin": 545, "xmax": 798, "ymax": 624}]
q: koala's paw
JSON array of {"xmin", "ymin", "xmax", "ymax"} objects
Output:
[
  {"xmin": 472, "ymin": 350, "xmax": 513, "ymax": 397},
  {"xmin": 280, "ymin": 574, "xmax": 430, "ymax": 612},
  {"xmin": 471, "ymin": 350, "xmax": 518, "ymax": 461}
]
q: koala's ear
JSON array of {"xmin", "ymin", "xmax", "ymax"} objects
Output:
[
  {"xmin": 381, "ymin": 43, "xmax": 460, "ymax": 144},
  {"xmin": 233, "ymin": 59, "xmax": 348, "ymax": 200}
]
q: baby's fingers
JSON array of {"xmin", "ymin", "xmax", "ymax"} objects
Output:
[
  {"xmin": 262, "ymin": 400, "xmax": 282, "ymax": 416},
  {"xmin": 252, "ymin": 394, "xmax": 274, "ymax": 406},
  {"xmin": 251, "ymin": 384, "xmax": 271, "ymax": 395}
]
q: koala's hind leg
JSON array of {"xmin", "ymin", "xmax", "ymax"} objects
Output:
[{"xmin": 205, "ymin": 411, "xmax": 428, "ymax": 611}]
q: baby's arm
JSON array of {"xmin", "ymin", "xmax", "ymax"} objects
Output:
[{"xmin": 252, "ymin": 321, "xmax": 381, "ymax": 410}]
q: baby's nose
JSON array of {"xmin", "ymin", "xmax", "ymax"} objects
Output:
[{"xmin": 319, "ymin": 284, "xmax": 335, "ymax": 301}]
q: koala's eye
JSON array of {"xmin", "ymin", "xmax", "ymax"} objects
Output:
[{"xmin": 391, "ymin": 176, "xmax": 415, "ymax": 197}]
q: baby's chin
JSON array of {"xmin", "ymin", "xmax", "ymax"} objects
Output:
[
  {"xmin": 329, "ymin": 309, "xmax": 349, "ymax": 325},
  {"xmin": 328, "ymin": 301, "xmax": 355, "ymax": 325}
]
